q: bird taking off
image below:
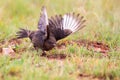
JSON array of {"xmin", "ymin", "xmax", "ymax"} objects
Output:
[{"xmin": 16, "ymin": 6, "xmax": 86, "ymax": 55}]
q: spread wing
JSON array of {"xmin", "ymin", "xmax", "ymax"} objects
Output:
[
  {"xmin": 48, "ymin": 13, "xmax": 86, "ymax": 41},
  {"xmin": 38, "ymin": 6, "xmax": 48, "ymax": 38}
]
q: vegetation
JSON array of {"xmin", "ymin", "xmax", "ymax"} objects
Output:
[{"xmin": 0, "ymin": 0, "xmax": 120, "ymax": 80}]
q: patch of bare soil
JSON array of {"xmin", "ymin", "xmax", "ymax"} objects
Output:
[
  {"xmin": 0, "ymin": 38, "xmax": 110, "ymax": 58},
  {"xmin": 0, "ymin": 38, "xmax": 22, "ymax": 58},
  {"xmin": 76, "ymin": 40, "xmax": 109, "ymax": 56},
  {"xmin": 0, "ymin": 48, "xmax": 2, "ymax": 53},
  {"xmin": 56, "ymin": 39, "xmax": 110, "ymax": 56},
  {"xmin": 78, "ymin": 73, "xmax": 105, "ymax": 80},
  {"xmin": 8, "ymin": 38, "xmax": 22, "ymax": 45},
  {"xmin": 41, "ymin": 53, "xmax": 67, "ymax": 60}
]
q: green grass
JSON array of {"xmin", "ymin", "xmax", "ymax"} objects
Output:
[{"xmin": 0, "ymin": 0, "xmax": 120, "ymax": 80}]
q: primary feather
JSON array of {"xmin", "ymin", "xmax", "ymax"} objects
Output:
[
  {"xmin": 48, "ymin": 13, "xmax": 86, "ymax": 41},
  {"xmin": 62, "ymin": 13, "xmax": 86, "ymax": 33}
]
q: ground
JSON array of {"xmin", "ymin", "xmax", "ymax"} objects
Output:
[{"xmin": 0, "ymin": 0, "xmax": 120, "ymax": 80}]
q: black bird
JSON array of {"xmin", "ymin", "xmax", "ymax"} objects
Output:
[{"xmin": 16, "ymin": 6, "xmax": 86, "ymax": 55}]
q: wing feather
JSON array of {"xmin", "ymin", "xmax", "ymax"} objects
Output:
[
  {"xmin": 48, "ymin": 13, "xmax": 86, "ymax": 41},
  {"xmin": 38, "ymin": 6, "xmax": 48, "ymax": 32}
]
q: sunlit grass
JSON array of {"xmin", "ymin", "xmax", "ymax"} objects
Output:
[{"xmin": 0, "ymin": 0, "xmax": 120, "ymax": 80}]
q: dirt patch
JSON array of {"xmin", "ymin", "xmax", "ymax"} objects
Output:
[
  {"xmin": 78, "ymin": 73, "xmax": 105, "ymax": 80},
  {"xmin": 0, "ymin": 38, "xmax": 23, "ymax": 58},
  {"xmin": 13, "ymin": 48, "xmax": 26, "ymax": 53},
  {"xmin": 87, "ymin": 41, "xmax": 109, "ymax": 52},
  {"xmin": 0, "ymin": 48, "xmax": 2, "ymax": 53},
  {"xmin": 41, "ymin": 53, "xmax": 67, "ymax": 60},
  {"xmin": 0, "ymin": 38, "xmax": 21, "ymax": 46},
  {"xmin": 0, "ymin": 38, "xmax": 110, "ymax": 57},
  {"xmin": 6, "ymin": 38, "xmax": 25, "ymax": 53},
  {"xmin": 8, "ymin": 38, "xmax": 22, "ymax": 45},
  {"xmin": 78, "ymin": 73, "xmax": 91, "ymax": 77},
  {"xmin": 56, "ymin": 39, "xmax": 110, "ymax": 56},
  {"xmin": 76, "ymin": 40, "xmax": 109, "ymax": 56}
]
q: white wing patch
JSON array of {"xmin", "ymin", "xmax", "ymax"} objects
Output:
[{"xmin": 62, "ymin": 13, "xmax": 85, "ymax": 33}]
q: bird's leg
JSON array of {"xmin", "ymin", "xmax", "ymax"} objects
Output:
[{"xmin": 41, "ymin": 50, "xmax": 47, "ymax": 56}]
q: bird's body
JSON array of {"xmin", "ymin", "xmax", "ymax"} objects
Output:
[{"xmin": 16, "ymin": 6, "xmax": 86, "ymax": 54}]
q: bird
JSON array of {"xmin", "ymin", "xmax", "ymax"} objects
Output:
[{"xmin": 16, "ymin": 6, "xmax": 86, "ymax": 55}]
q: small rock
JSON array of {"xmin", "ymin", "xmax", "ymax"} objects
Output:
[{"xmin": 2, "ymin": 46, "xmax": 15, "ymax": 55}]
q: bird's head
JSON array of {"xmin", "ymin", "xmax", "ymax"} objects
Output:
[{"xmin": 32, "ymin": 30, "xmax": 47, "ymax": 48}]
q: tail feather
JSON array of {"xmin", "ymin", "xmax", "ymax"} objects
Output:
[{"xmin": 16, "ymin": 28, "xmax": 31, "ymax": 39}]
